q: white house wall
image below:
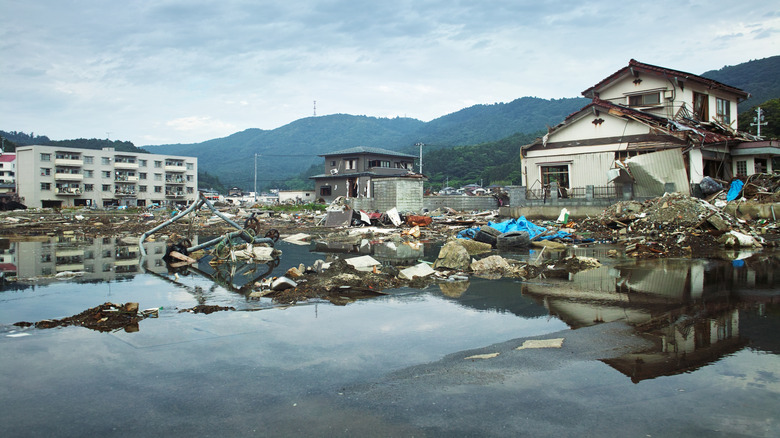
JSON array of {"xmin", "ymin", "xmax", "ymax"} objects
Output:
[
  {"xmin": 593, "ymin": 74, "xmax": 741, "ymax": 128},
  {"xmin": 523, "ymin": 151, "xmax": 615, "ymax": 188},
  {"xmin": 546, "ymin": 112, "xmax": 648, "ymax": 144}
]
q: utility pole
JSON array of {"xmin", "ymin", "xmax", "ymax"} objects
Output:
[
  {"xmin": 254, "ymin": 154, "xmax": 259, "ymax": 202},
  {"xmin": 415, "ymin": 142, "xmax": 424, "ymax": 175},
  {"xmin": 751, "ymin": 107, "xmax": 767, "ymax": 138}
]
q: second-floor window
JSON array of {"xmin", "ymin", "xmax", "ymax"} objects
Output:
[
  {"xmin": 628, "ymin": 92, "xmax": 660, "ymax": 107},
  {"xmin": 368, "ymin": 160, "xmax": 390, "ymax": 168},
  {"xmin": 693, "ymin": 92, "xmax": 709, "ymax": 121},
  {"xmin": 716, "ymin": 98, "xmax": 731, "ymax": 124},
  {"xmin": 344, "ymin": 158, "xmax": 357, "ymax": 170}
]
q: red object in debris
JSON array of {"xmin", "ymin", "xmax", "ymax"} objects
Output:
[{"xmin": 406, "ymin": 215, "xmax": 432, "ymax": 227}]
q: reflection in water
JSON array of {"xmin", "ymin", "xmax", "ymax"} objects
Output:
[{"xmin": 520, "ymin": 253, "xmax": 780, "ymax": 382}]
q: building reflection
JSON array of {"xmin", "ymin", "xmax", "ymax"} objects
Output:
[
  {"xmin": 519, "ymin": 254, "xmax": 778, "ymax": 382},
  {"xmin": 0, "ymin": 236, "xmax": 173, "ymax": 284}
]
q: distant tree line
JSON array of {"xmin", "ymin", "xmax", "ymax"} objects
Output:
[{"xmin": 0, "ymin": 130, "xmax": 147, "ymax": 154}]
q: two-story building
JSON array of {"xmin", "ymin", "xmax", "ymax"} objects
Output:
[
  {"xmin": 16, "ymin": 145, "xmax": 198, "ymax": 208},
  {"xmin": 520, "ymin": 59, "xmax": 774, "ymax": 199},
  {"xmin": 311, "ymin": 146, "xmax": 417, "ymax": 202}
]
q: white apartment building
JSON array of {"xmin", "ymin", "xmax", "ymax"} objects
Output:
[{"xmin": 16, "ymin": 145, "xmax": 198, "ymax": 208}]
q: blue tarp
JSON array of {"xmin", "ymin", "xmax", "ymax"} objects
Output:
[
  {"xmin": 727, "ymin": 180, "xmax": 744, "ymax": 202},
  {"xmin": 457, "ymin": 217, "xmax": 571, "ymax": 241}
]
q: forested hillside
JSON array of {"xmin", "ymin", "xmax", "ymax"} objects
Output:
[
  {"xmin": 702, "ymin": 55, "xmax": 780, "ymax": 112},
  {"xmin": 0, "ymin": 130, "xmax": 146, "ymax": 154}
]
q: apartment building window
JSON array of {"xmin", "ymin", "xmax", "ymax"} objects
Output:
[
  {"xmin": 140, "ymin": 172, "xmax": 147, "ymax": 180},
  {"xmin": 186, "ymin": 175, "xmax": 193, "ymax": 182},
  {"xmin": 154, "ymin": 161, "xmax": 162, "ymax": 168},
  {"xmin": 716, "ymin": 98, "xmax": 731, "ymax": 124},
  {"xmin": 736, "ymin": 160, "xmax": 747, "ymax": 176},
  {"xmin": 84, "ymin": 184, "xmax": 94, "ymax": 192},
  {"xmin": 84, "ymin": 170, "xmax": 94, "ymax": 178},
  {"xmin": 40, "ymin": 167, "xmax": 51, "ymax": 176},
  {"xmin": 84, "ymin": 156, "xmax": 94, "ymax": 164},
  {"xmin": 139, "ymin": 159, "xmax": 147, "ymax": 167},
  {"xmin": 102, "ymin": 171, "xmax": 111, "ymax": 178},
  {"xmin": 154, "ymin": 186, "xmax": 162, "ymax": 193},
  {"xmin": 101, "ymin": 157, "xmax": 111, "ymax": 165},
  {"xmin": 186, "ymin": 163, "xmax": 194, "ymax": 170},
  {"xmin": 628, "ymin": 92, "xmax": 660, "ymax": 107},
  {"xmin": 41, "ymin": 182, "xmax": 51, "ymax": 190},
  {"xmin": 41, "ymin": 153, "xmax": 51, "ymax": 162},
  {"xmin": 154, "ymin": 173, "xmax": 162, "ymax": 181},
  {"xmin": 139, "ymin": 185, "xmax": 147, "ymax": 193},
  {"xmin": 102, "ymin": 184, "xmax": 111, "ymax": 191},
  {"xmin": 186, "ymin": 187, "xmax": 194, "ymax": 193}
]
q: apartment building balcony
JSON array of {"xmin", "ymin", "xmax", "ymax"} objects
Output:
[
  {"xmin": 165, "ymin": 191, "xmax": 185, "ymax": 198},
  {"xmin": 55, "ymin": 172, "xmax": 83, "ymax": 181},
  {"xmin": 55, "ymin": 248, "xmax": 84, "ymax": 257},
  {"xmin": 165, "ymin": 177, "xmax": 186, "ymax": 184},
  {"xmin": 115, "ymin": 175, "xmax": 139, "ymax": 182},
  {"xmin": 114, "ymin": 190, "xmax": 137, "ymax": 198},
  {"xmin": 54, "ymin": 158, "xmax": 83, "ymax": 167},
  {"xmin": 55, "ymin": 187, "xmax": 82, "ymax": 196},
  {"xmin": 114, "ymin": 161, "xmax": 139, "ymax": 170},
  {"xmin": 164, "ymin": 164, "xmax": 186, "ymax": 172}
]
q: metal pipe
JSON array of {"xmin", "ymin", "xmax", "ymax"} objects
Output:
[{"xmin": 138, "ymin": 198, "xmax": 205, "ymax": 257}]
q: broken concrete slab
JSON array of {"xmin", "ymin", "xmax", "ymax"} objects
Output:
[
  {"xmin": 455, "ymin": 238, "xmax": 493, "ymax": 255},
  {"xmin": 399, "ymin": 262, "xmax": 435, "ymax": 280},
  {"xmin": 345, "ymin": 255, "xmax": 381, "ymax": 271}
]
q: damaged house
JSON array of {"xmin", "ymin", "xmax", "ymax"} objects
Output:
[
  {"xmin": 311, "ymin": 146, "xmax": 426, "ymax": 211},
  {"xmin": 520, "ymin": 59, "xmax": 775, "ymax": 200}
]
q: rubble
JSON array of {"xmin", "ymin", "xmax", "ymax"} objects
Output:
[{"xmin": 14, "ymin": 302, "xmax": 146, "ymax": 332}]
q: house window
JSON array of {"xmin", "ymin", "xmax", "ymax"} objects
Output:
[
  {"xmin": 101, "ymin": 157, "xmax": 111, "ymax": 165},
  {"xmin": 84, "ymin": 184, "xmax": 94, "ymax": 192},
  {"xmin": 84, "ymin": 156, "xmax": 94, "ymax": 164},
  {"xmin": 41, "ymin": 153, "xmax": 51, "ymax": 162},
  {"xmin": 628, "ymin": 92, "xmax": 660, "ymax": 107},
  {"xmin": 102, "ymin": 184, "xmax": 111, "ymax": 191},
  {"xmin": 41, "ymin": 182, "xmax": 51, "ymax": 190},
  {"xmin": 540, "ymin": 165, "xmax": 570, "ymax": 188},
  {"xmin": 693, "ymin": 92, "xmax": 709, "ymax": 121},
  {"xmin": 716, "ymin": 98, "xmax": 731, "ymax": 124},
  {"xmin": 344, "ymin": 158, "xmax": 357, "ymax": 170},
  {"xmin": 736, "ymin": 160, "xmax": 747, "ymax": 176},
  {"xmin": 330, "ymin": 160, "xmax": 336, "ymax": 166},
  {"xmin": 755, "ymin": 158, "xmax": 767, "ymax": 174},
  {"xmin": 368, "ymin": 160, "xmax": 390, "ymax": 168},
  {"xmin": 320, "ymin": 186, "xmax": 332, "ymax": 196},
  {"xmin": 40, "ymin": 167, "xmax": 51, "ymax": 176}
]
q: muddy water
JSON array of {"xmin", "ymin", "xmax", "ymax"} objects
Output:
[{"xmin": 0, "ymin": 238, "xmax": 778, "ymax": 437}]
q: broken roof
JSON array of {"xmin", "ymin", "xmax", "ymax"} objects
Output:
[
  {"xmin": 523, "ymin": 98, "xmax": 755, "ymax": 154},
  {"xmin": 582, "ymin": 59, "xmax": 750, "ymax": 101},
  {"xmin": 319, "ymin": 146, "xmax": 417, "ymax": 158}
]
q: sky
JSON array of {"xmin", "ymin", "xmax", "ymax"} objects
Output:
[{"xmin": 2, "ymin": 1, "xmax": 779, "ymax": 146}]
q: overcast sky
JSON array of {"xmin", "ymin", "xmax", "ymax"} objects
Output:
[{"xmin": 2, "ymin": 1, "xmax": 778, "ymax": 146}]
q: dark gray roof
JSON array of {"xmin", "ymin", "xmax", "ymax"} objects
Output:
[{"xmin": 319, "ymin": 146, "xmax": 417, "ymax": 159}]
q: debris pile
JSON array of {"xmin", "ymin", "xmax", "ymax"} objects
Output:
[
  {"xmin": 14, "ymin": 302, "xmax": 149, "ymax": 332},
  {"xmin": 581, "ymin": 192, "xmax": 771, "ymax": 257}
]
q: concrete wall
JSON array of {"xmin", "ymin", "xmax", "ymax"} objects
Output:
[
  {"xmin": 423, "ymin": 195, "xmax": 498, "ymax": 212},
  {"xmin": 348, "ymin": 177, "xmax": 425, "ymax": 213}
]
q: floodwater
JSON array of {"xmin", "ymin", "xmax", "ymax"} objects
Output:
[{"xmin": 0, "ymin": 237, "xmax": 778, "ymax": 437}]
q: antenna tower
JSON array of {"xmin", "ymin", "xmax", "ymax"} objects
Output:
[{"xmin": 313, "ymin": 100, "xmax": 317, "ymax": 117}]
